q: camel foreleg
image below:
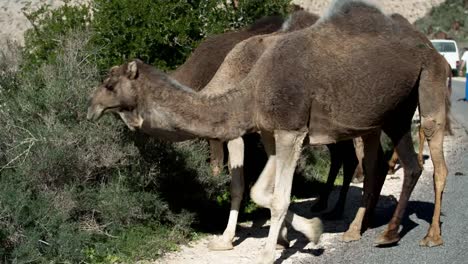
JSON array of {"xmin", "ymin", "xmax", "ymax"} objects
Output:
[
  {"xmin": 208, "ymin": 137, "xmax": 244, "ymax": 250},
  {"xmin": 209, "ymin": 139, "xmax": 224, "ymax": 176},
  {"xmin": 257, "ymin": 130, "xmax": 322, "ymax": 264}
]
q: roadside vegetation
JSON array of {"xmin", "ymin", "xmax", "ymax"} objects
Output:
[
  {"xmin": 415, "ymin": 0, "xmax": 468, "ymax": 44},
  {"xmin": 0, "ymin": 1, "xmax": 342, "ymax": 263}
]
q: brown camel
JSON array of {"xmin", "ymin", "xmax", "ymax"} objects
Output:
[
  {"xmin": 169, "ymin": 14, "xmax": 285, "ymax": 176},
  {"xmin": 174, "ymin": 10, "xmax": 324, "ymax": 251},
  {"xmin": 87, "ymin": 1, "xmax": 450, "ymax": 263}
]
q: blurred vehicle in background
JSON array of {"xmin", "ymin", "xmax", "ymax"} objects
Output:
[{"xmin": 431, "ymin": 39, "xmax": 459, "ymax": 75}]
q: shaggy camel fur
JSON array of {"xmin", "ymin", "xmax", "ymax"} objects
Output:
[{"xmin": 87, "ymin": 1, "xmax": 450, "ymax": 263}]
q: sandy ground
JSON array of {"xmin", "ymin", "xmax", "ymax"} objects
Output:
[
  {"xmin": 292, "ymin": 0, "xmax": 446, "ymax": 23},
  {"xmin": 153, "ymin": 116, "xmax": 465, "ymax": 264},
  {"xmin": 0, "ymin": 0, "xmax": 88, "ymax": 46}
]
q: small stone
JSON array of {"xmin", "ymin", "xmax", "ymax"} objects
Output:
[{"xmin": 454, "ymin": 172, "xmax": 465, "ymax": 176}]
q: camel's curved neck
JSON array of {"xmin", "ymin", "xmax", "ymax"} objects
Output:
[{"xmin": 135, "ymin": 73, "xmax": 254, "ymax": 141}]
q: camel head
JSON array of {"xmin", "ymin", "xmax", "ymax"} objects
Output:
[{"xmin": 87, "ymin": 60, "xmax": 142, "ymax": 129}]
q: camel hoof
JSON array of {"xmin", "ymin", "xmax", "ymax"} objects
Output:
[
  {"xmin": 310, "ymin": 201, "xmax": 328, "ymax": 212},
  {"xmin": 342, "ymin": 230, "xmax": 361, "ymax": 242},
  {"xmin": 352, "ymin": 176, "xmax": 364, "ymax": 184},
  {"xmin": 419, "ymin": 235, "xmax": 444, "ymax": 247},
  {"xmin": 374, "ymin": 230, "xmax": 400, "ymax": 246},
  {"xmin": 304, "ymin": 217, "xmax": 323, "ymax": 244},
  {"xmin": 255, "ymin": 250, "xmax": 274, "ymax": 264},
  {"xmin": 208, "ymin": 236, "xmax": 234, "ymax": 251}
]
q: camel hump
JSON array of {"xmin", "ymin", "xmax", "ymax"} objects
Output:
[
  {"xmin": 317, "ymin": 0, "xmax": 392, "ymax": 35},
  {"xmin": 321, "ymin": 0, "xmax": 383, "ymax": 22},
  {"xmin": 281, "ymin": 10, "xmax": 320, "ymax": 32},
  {"xmin": 247, "ymin": 15, "xmax": 284, "ymax": 34},
  {"xmin": 389, "ymin": 13, "xmax": 410, "ymax": 24}
]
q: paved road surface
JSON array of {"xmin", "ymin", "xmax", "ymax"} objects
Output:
[
  {"xmin": 451, "ymin": 79, "xmax": 468, "ymax": 130},
  {"xmin": 306, "ymin": 79, "xmax": 468, "ymax": 264}
]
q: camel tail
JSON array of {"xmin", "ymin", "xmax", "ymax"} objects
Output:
[
  {"xmin": 445, "ymin": 63, "xmax": 453, "ymax": 135},
  {"xmin": 418, "ymin": 57, "xmax": 452, "ymax": 139}
]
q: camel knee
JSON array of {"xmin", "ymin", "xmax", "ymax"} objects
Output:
[
  {"xmin": 421, "ymin": 117, "xmax": 443, "ymax": 140},
  {"xmin": 270, "ymin": 197, "xmax": 290, "ymax": 218},
  {"xmin": 250, "ymin": 184, "xmax": 272, "ymax": 208},
  {"xmin": 403, "ymin": 165, "xmax": 423, "ymax": 186}
]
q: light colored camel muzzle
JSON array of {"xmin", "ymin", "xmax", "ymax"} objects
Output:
[{"xmin": 86, "ymin": 105, "xmax": 105, "ymax": 121}]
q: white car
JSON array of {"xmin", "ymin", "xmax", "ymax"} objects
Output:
[{"xmin": 430, "ymin": 39, "xmax": 459, "ymax": 72}]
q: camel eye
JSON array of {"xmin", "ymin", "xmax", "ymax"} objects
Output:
[{"xmin": 105, "ymin": 83, "xmax": 114, "ymax": 91}]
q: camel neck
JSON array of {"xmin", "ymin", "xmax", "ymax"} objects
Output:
[{"xmin": 136, "ymin": 75, "xmax": 254, "ymax": 141}]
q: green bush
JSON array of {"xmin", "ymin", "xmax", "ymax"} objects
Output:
[
  {"xmin": 90, "ymin": 0, "xmax": 290, "ymax": 71},
  {"xmin": 22, "ymin": 1, "xmax": 92, "ymax": 68},
  {"xmin": 0, "ymin": 31, "xmax": 226, "ymax": 263},
  {"xmin": 415, "ymin": 0, "xmax": 468, "ymax": 43},
  {"xmin": 22, "ymin": 0, "xmax": 291, "ymax": 71}
]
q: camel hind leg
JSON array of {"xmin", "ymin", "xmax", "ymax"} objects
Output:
[
  {"xmin": 419, "ymin": 124, "xmax": 447, "ymax": 247},
  {"xmin": 418, "ymin": 61, "xmax": 449, "ymax": 247},
  {"xmin": 375, "ymin": 129, "xmax": 421, "ymax": 245},
  {"xmin": 343, "ymin": 130, "xmax": 387, "ymax": 242},
  {"xmin": 209, "ymin": 140, "xmax": 224, "ymax": 176},
  {"xmin": 418, "ymin": 126, "xmax": 426, "ymax": 168},
  {"xmin": 323, "ymin": 140, "xmax": 357, "ymax": 220},
  {"xmin": 310, "ymin": 143, "xmax": 345, "ymax": 213},
  {"xmin": 387, "ymin": 148, "xmax": 399, "ymax": 175}
]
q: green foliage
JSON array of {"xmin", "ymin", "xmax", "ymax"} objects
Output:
[
  {"xmin": 415, "ymin": 0, "xmax": 468, "ymax": 43},
  {"xmin": 90, "ymin": 0, "xmax": 290, "ymax": 71},
  {"xmin": 0, "ymin": 31, "xmax": 223, "ymax": 263},
  {"xmin": 22, "ymin": 1, "xmax": 92, "ymax": 67},
  {"xmin": 21, "ymin": 0, "xmax": 291, "ymax": 72},
  {"xmin": 297, "ymin": 146, "xmax": 340, "ymax": 184}
]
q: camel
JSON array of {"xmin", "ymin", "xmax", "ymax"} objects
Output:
[
  {"xmin": 174, "ymin": 10, "xmax": 326, "ymax": 251},
  {"xmin": 87, "ymin": 1, "xmax": 450, "ymax": 263},
  {"xmin": 169, "ymin": 14, "xmax": 285, "ymax": 176}
]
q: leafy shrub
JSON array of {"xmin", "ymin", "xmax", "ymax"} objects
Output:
[
  {"xmin": 415, "ymin": 0, "xmax": 468, "ymax": 43},
  {"xmin": 22, "ymin": 1, "xmax": 92, "ymax": 68},
  {"xmin": 90, "ymin": 0, "xmax": 290, "ymax": 71},
  {"xmin": 0, "ymin": 31, "xmax": 225, "ymax": 263}
]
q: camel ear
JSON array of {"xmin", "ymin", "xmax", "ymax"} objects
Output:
[{"xmin": 127, "ymin": 61, "xmax": 139, "ymax": 80}]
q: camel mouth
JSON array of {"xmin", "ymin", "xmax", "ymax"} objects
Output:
[
  {"xmin": 86, "ymin": 106, "xmax": 103, "ymax": 121},
  {"xmin": 87, "ymin": 105, "xmax": 122, "ymax": 121}
]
